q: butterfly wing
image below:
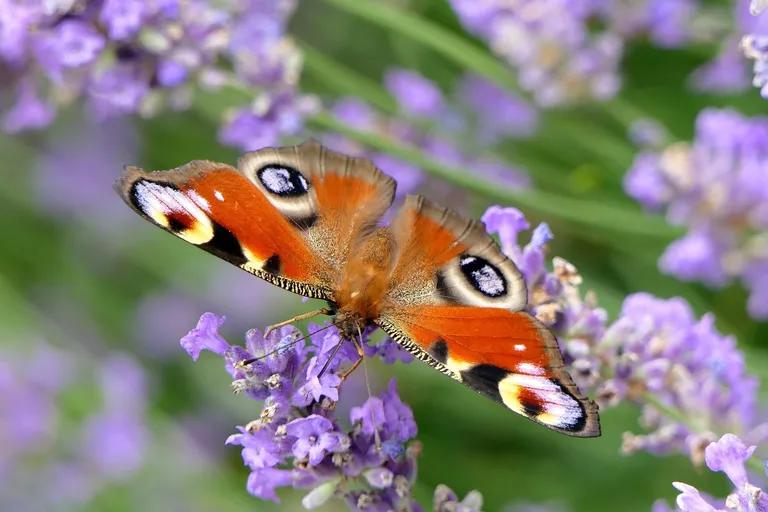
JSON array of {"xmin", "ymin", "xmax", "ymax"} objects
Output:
[
  {"xmin": 377, "ymin": 195, "xmax": 600, "ymax": 437},
  {"xmin": 116, "ymin": 140, "xmax": 395, "ymax": 300}
]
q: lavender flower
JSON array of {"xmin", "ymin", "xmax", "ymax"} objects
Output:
[
  {"xmin": 182, "ymin": 314, "xmax": 421, "ymax": 509},
  {"xmin": 658, "ymin": 434, "xmax": 768, "ymax": 511},
  {"xmin": 34, "ymin": 115, "xmax": 139, "ymax": 233},
  {"xmin": 433, "ymin": 484, "xmax": 483, "ymax": 512},
  {"xmin": 693, "ymin": 0, "xmax": 767, "ymax": 93},
  {"xmin": 624, "ymin": 108, "xmax": 768, "ymax": 319},
  {"xmin": 1, "ymin": 0, "xmax": 315, "ymax": 149},
  {"xmin": 0, "ymin": 344, "xmax": 149, "ymax": 510},
  {"xmin": 448, "ymin": 0, "xmax": 622, "ymax": 105},
  {"xmin": 385, "ymin": 69, "xmax": 445, "ymax": 118},
  {"xmin": 600, "ymin": 0, "xmax": 697, "ymax": 48},
  {"xmin": 457, "ymin": 74, "xmax": 538, "ymax": 142}
]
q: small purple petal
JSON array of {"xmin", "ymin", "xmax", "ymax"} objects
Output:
[
  {"xmin": 704, "ymin": 433, "xmax": 755, "ymax": 487},
  {"xmin": 180, "ymin": 312, "xmax": 230, "ymax": 361}
]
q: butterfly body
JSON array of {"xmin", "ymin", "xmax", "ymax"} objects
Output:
[{"xmin": 117, "ymin": 140, "xmax": 600, "ymax": 437}]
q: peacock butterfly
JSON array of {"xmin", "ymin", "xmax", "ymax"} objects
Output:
[{"xmin": 116, "ymin": 140, "xmax": 600, "ymax": 437}]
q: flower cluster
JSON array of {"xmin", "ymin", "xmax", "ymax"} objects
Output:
[
  {"xmin": 448, "ymin": 0, "xmax": 624, "ymax": 106},
  {"xmin": 624, "ymin": 108, "xmax": 768, "ymax": 319},
  {"xmin": 180, "ymin": 312, "xmax": 422, "ymax": 509},
  {"xmin": 326, "ymin": 70, "xmax": 534, "ymax": 199},
  {"xmin": 0, "ymin": 344, "xmax": 149, "ymax": 510},
  {"xmin": 1, "ymin": 0, "xmax": 315, "ymax": 149},
  {"xmin": 655, "ymin": 434, "xmax": 768, "ymax": 512},
  {"xmin": 447, "ymin": 0, "xmax": 768, "ymax": 101},
  {"xmin": 483, "ymin": 206, "xmax": 763, "ymax": 465},
  {"xmin": 742, "ymin": 0, "xmax": 768, "ymax": 98}
]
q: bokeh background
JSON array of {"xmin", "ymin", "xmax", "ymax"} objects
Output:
[{"xmin": 2, "ymin": 0, "xmax": 767, "ymax": 510}]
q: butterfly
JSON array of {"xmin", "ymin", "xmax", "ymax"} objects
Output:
[{"xmin": 116, "ymin": 140, "xmax": 600, "ymax": 437}]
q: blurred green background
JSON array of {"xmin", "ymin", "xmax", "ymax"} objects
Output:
[{"xmin": 2, "ymin": 1, "xmax": 766, "ymax": 511}]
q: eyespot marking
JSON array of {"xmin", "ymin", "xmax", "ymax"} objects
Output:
[
  {"xmin": 263, "ymin": 254, "xmax": 281, "ymax": 275},
  {"xmin": 498, "ymin": 375, "xmax": 587, "ymax": 431},
  {"xmin": 429, "ymin": 339, "xmax": 448, "ymax": 364},
  {"xmin": 257, "ymin": 165, "xmax": 309, "ymax": 197},
  {"xmin": 459, "ymin": 255, "xmax": 507, "ymax": 297},
  {"xmin": 460, "ymin": 364, "xmax": 507, "ymax": 403},
  {"xmin": 130, "ymin": 180, "xmax": 214, "ymax": 245},
  {"xmin": 199, "ymin": 223, "xmax": 247, "ymax": 266}
]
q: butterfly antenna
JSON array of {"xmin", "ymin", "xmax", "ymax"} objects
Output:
[
  {"xmin": 357, "ymin": 324, "xmax": 382, "ymax": 451},
  {"xmin": 318, "ymin": 334, "xmax": 347, "ymax": 378},
  {"xmin": 238, "ymin": 323, "xmax": 335, "ymax": 367}
]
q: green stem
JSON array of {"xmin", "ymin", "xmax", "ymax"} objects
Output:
[
  {"xmin": 643, "ymin": 393, "xmax": 765, "ymax": 474},
  {"xmin": 320, "ymin": 0, "xmax": 519, "ymax": 92},
  {"xmin": 300, "ymin": 42, "xmax": 398, "ymax": 114},
  {"xmin": 308, "ymin": 111, "xmax": 680, "ymax": 240}
]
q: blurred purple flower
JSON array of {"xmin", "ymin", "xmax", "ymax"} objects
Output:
[
  {"xmin": 600, "ymin": 0, "xmax": 697, "ymax": 48},
  {"xmin": 433, "ymin": 484, "xmax": 483, "ymax": 512},
  {"xmin": 691, "ymin": 38, "xmax": 751, "ymax": 93},
  {"xmin": 35, "ymin": 115, "xmax": 138, "ymax": 232},
  {"xmin": 80, "ymin": 355, "xmax": 149, "ymax": 479},
  {"xmin": 599, "ymin": 295, "xmax": 760, "ymax": 462},
  {"xmin": 458, "ymin": 74, "xmax": 538, "ymax": 142},
  {"xmin": 449, "ymin": 0, "xmax": 622, "ymax": 105},
  {"xmin": 385, "ymin": 69, "xmax": 445, "ymax": 118},
  {"xmin": 743, "ymin": 33, "xmax": 768, "ymax": 98},
  {"xmin": 660, "ymin": 434, "xmax": 768, "ymax": 511},
  {"xmin": 2, "ymin": 80, "xmax": 55, "ymax": 133},
  {"xmin": 0, "ymin": 345, "xmax": 149, "ymax": 510},
  {"xmin": 0, "ymin": 0, "xmax": 314, "ymax": 148},
  {"xmin": 624, "ymin": 108, "xmax": 768, "ymax": 319}
]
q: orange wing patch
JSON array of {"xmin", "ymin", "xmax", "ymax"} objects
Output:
[
  {"xmin": 117, "ymin": 162, "xmax": 331, "ymax": 299},
  {"xmin": 377, "ymin": 306, "xmax": 600, "ymax": 437},
  {"xmin": 385, "ymin": 195, "xmax": 527, "ymax": 310}
]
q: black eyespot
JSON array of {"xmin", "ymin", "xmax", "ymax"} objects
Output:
[
  {"xmin": 459, "ymin": 255, "xmax": 507, "ymax": 298},
  {"xmin": 257, "ymin": 165, "xmax": 309, "ymax": 197}
]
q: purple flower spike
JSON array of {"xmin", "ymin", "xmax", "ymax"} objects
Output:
[
  {"xmin": 482, "ymin": 206, "xmax": 530, "ymax": 257},
  {"xmin": 2, "ymin": 80, "xmax": 55, "ymax": 133},
  {"xmin": 246, "ymin": 467, "xmax": 294, "ymax": 502},
  {"xmin": 665, "ymin": 433, "xmax": 768, "ymax": 512},
  {"xmin": 625, "ymin": 108, "xmax": 768, "ymax": 318},
  {"xmin": 672, "ymin": 482, "xmax": 719, "ymax": 512},
  {"xmin": 227, "ymin": 427, "xmax": 283, "ymax": 469},
  {"xmin": 0, "ymin": 1, "xmax": 312, "ymax": 145},
  {"xmin": 180, "ymin": 312, "xmax": 230, "ymax": 361},
  {"xmin": 704, "ymin": 434, "xmax": 755, "ymax": 487},
  {"xmin": 34, "ymin": 20, "xmax": 105, "ymax": 79},
  {"xmin": 285, "ymin": 415, "xmax": 346, "ymax": 466},
  {"xmin": 351, "ymin": 396, "xmax": 387, "ymax": 437},
  {"xmin": 385, "ymin": 69, "xmax": 444, "ymax": 118}
]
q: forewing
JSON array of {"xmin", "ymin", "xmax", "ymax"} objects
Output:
[
  {"xmin": 116, "ymin": 160, "xmax": 333, "ymax": 299},
  {"xmin": 116, "ymin": 140, "xmax": 397, "ymax": 300}
]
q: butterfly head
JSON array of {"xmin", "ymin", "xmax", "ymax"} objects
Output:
[{"xmin": 333, "ymin": 309, "xmax": 368, "ymax": 340}]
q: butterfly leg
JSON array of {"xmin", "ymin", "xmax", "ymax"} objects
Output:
[
  {"xmin": 338, "ymin": 335, "xmax": 365, "ymax": 382},
  {"xmin": 264, "ymin": 307, "xmax": 330, "ymax": 338}
]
